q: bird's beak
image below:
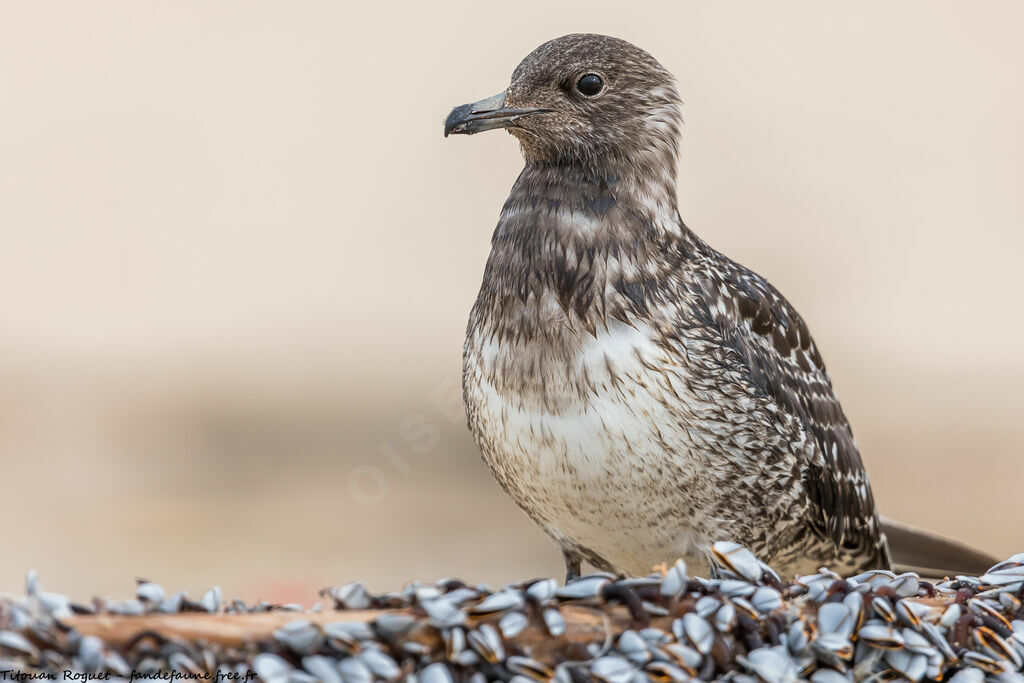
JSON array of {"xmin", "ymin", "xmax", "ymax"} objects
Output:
[{"xmin": 443, "ymin": 91, "xmax": 550, "ymax": 137}]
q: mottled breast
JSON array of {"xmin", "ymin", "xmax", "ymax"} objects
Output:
[{"xmin": 463, "ymin": 289, "xmax": 804, "ymax": 576}]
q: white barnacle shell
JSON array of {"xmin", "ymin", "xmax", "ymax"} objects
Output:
[
  {"xmin": 719, "ymin": 579, "xmax": 756, "ymax": 598},
  {"xmin": 981, "ymin": 564, "xmax": 1024, "ymax": 586},
  {"xmin": 810, "ymin": 669, "xmax": 851, "ymax": 683},
  {"xmin": 158, "ymin": 590, "xmax": 184, "ymax": 614},
  {"xmin": 274, "ymin": 619, "xmax": 324, "ymax": 655},
  {"xmin": 543, "ymin": 606, "xmax": 566, "ymax": 636},
  {"xmin": 714, "ymin": 603, "xmax": 737, "ymax": 632},
  {"xmin": 590, "ymin": 655, "xmax": 636, "ymax": 683},
  {"xmin": 681, "ymin": 613, "xmax": 713, "ymax": 655},
  {"xmin": 556, "ymin": 576, "xmax": 610, "ymax": 601},
  {"xmin": 750, "ymin": 586, "xmax": 782, "ymax": 613},
  {"xmin": 0, "ymin": 631, "xmax": 38, "ymax": 657},
  {"xmin": 301, "ymin": 656, "xmax": 342, "ymax": 683},
  {"xmin": 135, "ymin": 580, "xmax": 165, "ymax": 605},
  {"xmin": 660, "ymin": 559, "xmax": 689, "ymax": 597},
  {"xmin": 642, "ymin": 662, "xmax": 691, "ymax": 682},
  {"xmin": 817, "ymin": 602, "xmax": 855, "ymax": 639},
  {"xmin": 423, "ymin": 596, "xmax": 466, "ymax": 629},
  {"xmin": 711, "ymin": 542, "xmax": 763, "ymax": 583},
  {"xmin": 499, "ymin": 611, "xmax": 529, "ymax": 639},
  {"xmin": 859, "ymin": 623, "xmax": 905, "ymax": 650},
  {"xmin": 901, "ymin": 628, "xmax": 937, "ymax": 657},
  {"xmin": 330, "ymin": 582, "xmax": 372, "ymax": 610},
  {"xmin": 871, "ymin": 596, "xmax": 896, "ymax": 623},
  {"xmin": 76, "ymin": 635, "xmax": 105, "ymax": 672},
  {"xmin": 253, "ymin": 653, "xmax": 292, "ymax": 683},
  {"xmin": 38, "ymin": 591, "xmax": 72, "ymax": 618},
  {"xmin": 359, "ymin": 647, "xmax": 401, "ymax": 680},
  {"xmin": 660, "ymin": 641, "xmax": 703, "ymax": 671},
  {"xmin": 695, "ymin": 595, "xmax": 721, "ymax": 618},
  {"xmin": 737, "ymin": 646, "xmax": 798, "ymax": 683},
  {"xmin": 527, "ymin": 579, "xmax": 557, "ymax": 603},
  {"xmin": 419, "ymin": 663, "xmax": 454, "ymax": 683},
  {"xmin": 200, "ymin": 586, "xmax": 222, "ymax": 613},
  {"xmin": 467, "ymin": 624, "xmax": 504, "ymax": 663},
  {"xmin": 443, "ymin": 587, "xmax": 480, "ymax": 606},
  {"xmin": 921, "ymin": 622, "xmax": 956, "ymax": 662},
  {"xmin": 616, "ymin": 629, "xmax": 650, "ymax": 664},
  {"xmin": 896, "ymin": 599, "xmax": 931, "ymax": 630},
  {"xmin": 940, "ymin": 603, "xmax": 962, "ymax": 628},
  {"xmin": 886, "ymin": 573, "xmax": 921, "ymax": 599},
  {"xmin": 786, "ymin": 620, "xmax": 811, "ymax": 654},
  {"xmin": 337, "ymin": 655, "xmax": 373, "ymax": 683},
  {"xmin": 848, "ymin": 570, "xmax": 895, "ymax": 589},
  {"xmin": 507, "ymin": 655, "xmax": 554, "ymax": 681},
  {"xmin": 471, "ymin": 589, "xmax": 525, "ymax": 614},
  {"xmin": 884, "ymin": 648, "xmax": 928, "ymax": 681},
  {"xmin": 812, "ymin": 632, "xmax": 854, "ymax": 663}
]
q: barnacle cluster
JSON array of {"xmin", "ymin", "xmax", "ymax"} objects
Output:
[{"xmin": 2, "ymin": 542, "xmax": 1023, "ymax": 682}]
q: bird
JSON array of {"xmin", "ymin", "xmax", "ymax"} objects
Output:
[{"xmin": 444, "ymin": 33, "xmax": 996, "ymax": 581}]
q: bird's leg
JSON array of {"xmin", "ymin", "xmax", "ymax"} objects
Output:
[{"xmin": 562, "ymin": 548, "xmax": 582, "ymax": 583}]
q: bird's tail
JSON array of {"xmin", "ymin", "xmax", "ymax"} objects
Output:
[{"xmin": 881, "ymin": 517, "xmax": 999, "ymax": 577}]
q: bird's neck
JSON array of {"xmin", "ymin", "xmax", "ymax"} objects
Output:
[
  {"xmin": 527, "ymin": 146, "xmax": 680, "ymax": 212},
  {"xmin": 475, "ymin": 159, "xmax": 702, "ymax": 338},
  {"xmin": 497, "ymin": 156, "xmax": 683, "ymax": 242}
]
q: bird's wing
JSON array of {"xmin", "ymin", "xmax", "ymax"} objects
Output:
[{"xmin": 691, "ymin": 248, "xmax": 887, "ymax": 564}]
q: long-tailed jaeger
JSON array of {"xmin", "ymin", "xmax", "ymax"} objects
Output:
[{"xmin": 444, "ymin": 33, "xmax": 995, "ymax": 580}]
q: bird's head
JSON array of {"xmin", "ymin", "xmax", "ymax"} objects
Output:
[{"xmin": 444, "ymin": 34, "xmax": 682, "ymax": 167}]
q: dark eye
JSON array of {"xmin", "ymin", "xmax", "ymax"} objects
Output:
[{"xmin": 576, "ymin": 74, "xmax": 603, "ymax": 97}]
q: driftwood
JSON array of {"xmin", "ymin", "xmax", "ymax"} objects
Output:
[
  {"xmin": 61, "ymin": 604, "xmax": 629, "ymax": 660},
  {"xmin": 63, "ymin": 599, "xmax": 961, "ymax": 649},
  {"xmin": 2, "ymin": 551, "xmax": 1021, "ymax": 681}
]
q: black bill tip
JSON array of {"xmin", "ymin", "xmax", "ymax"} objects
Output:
[{"xmin": 444, "ymin": 103, "xmax": 475, "ymax": 137}]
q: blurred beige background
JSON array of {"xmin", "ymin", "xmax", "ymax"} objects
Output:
[{"xmin": 1, "ymin": 1, "xmax": 1022, "ymax": 604}]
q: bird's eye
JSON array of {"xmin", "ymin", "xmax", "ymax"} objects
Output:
[{"xmin": 576, "ymin": 74, "xmax": 604, "ymax": 97}]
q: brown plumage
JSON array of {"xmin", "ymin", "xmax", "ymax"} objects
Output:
[{"xmin": 445, "ymin": 34, "xmax": 995, "ymax": 580}]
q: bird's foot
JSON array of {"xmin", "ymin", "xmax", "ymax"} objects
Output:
[{"xmin": 562, "ymin": 548, "xmax": 581, "ymax": 584}]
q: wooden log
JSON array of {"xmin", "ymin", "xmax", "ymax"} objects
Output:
[
  {"xmin": 61, "ymin": 604, "xmax": 649, "ymax": 664},
  {"xmin": 63, "ymin": 596, "xmax": 958, "ymax": 650},
  {"xmin": 65, "ymin": 610, "xmax": 385, "ymax": 648}
]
